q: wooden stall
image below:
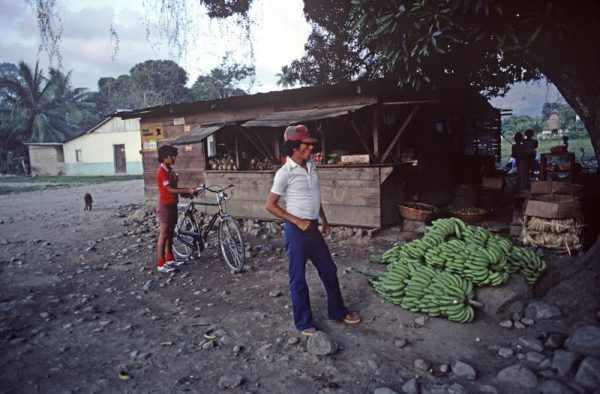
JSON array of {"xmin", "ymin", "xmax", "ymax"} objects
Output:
[{"xmin": 118, "ymin": 79, "xmax": 500, "ymax": 229}]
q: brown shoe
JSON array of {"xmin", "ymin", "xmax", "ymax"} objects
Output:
[
  {"xmin": 301, "ymin": 327, "xmax": 317, "ymax": 337},
  {"xmin": 342, "ymin": 312, "xmax": 361, "ymax": 325}
]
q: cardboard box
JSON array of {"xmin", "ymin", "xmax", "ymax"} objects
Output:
[
  {"xmin": 481, "ymin": 176, "xmax": 504, "ymax": 190},
  {"xmin": 531, "ymin": 181, "xmax": 584, "ymax": 197},
  {"xmin": 524, "ymin": 196, "xmax": 581, "ymax": 219},
  {"xmin": 341, "ymin": 154, "xmax": 370, "ymax": 164}
]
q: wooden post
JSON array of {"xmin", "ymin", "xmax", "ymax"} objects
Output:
[
  {"xmin": 381, "ymin": 104, "xmax": 420, "ymax": 163},
  {"xmin": 373, "ymin": 105, "xmax": 380, "ymax": 159},
  {"xmin": 235, "ymin": 129, "xmax": 240, "ymax": 169},
  {"xmin": 349, "ymin": 119, "xmax": 376, "ymax": 162}
]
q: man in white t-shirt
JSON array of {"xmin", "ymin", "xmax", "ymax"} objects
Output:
[{"xmin": 265, "ymin": 125, "xmax": 360, "ymax": 337}]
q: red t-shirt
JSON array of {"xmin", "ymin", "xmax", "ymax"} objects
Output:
[{"xmin": 156, "ymin": 163, "xmax": 178, "ymax": 205}]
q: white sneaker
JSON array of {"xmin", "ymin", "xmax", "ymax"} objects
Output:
[
  {"xmin": 157, "ymin": 265, "xmax": 175, "ymax": 273},
  {"xmin": 167, "ymin": 260, "xmax": 186, "ymax": 267}
]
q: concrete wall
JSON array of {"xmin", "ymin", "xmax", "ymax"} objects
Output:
[
  {"xmin": 28, "ymin": 146, "xmax": 65, "ymax": 176},
  {"xmin": 64, "ymin": 130, "xmax": 142, "ymax": 175}
]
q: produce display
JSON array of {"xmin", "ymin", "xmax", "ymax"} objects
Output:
[
  {"xmin": 374, "ymin": 218, "xmax": 547, "ymax": 323},
  {"xmin": 373, "ymin": 261, "xmax": 477, "ymax": 323},
  {"xmin": 522, "ymin": 217, "xmax": 582, "ymax": 252}
]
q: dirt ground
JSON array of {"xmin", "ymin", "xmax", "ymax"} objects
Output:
[{"xmin": 0, "ymin": 180, "xmax": 596, "ymax": 393}]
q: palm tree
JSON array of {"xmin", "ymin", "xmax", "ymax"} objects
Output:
[
  {"xmin": 0, "ymin": 61, "xmax": 73, "ymax": 142},
  {"xmin": 275, "ymin": 65, "xmax": 297, "ymax": 89},
  {"xmin": 48, "ymin": 68, "xmax": 99, "ymax": 128}
]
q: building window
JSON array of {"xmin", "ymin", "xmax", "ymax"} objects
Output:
[{"xmin": 76, "ymin": 149, "xmax": 82, "ymax": 162}]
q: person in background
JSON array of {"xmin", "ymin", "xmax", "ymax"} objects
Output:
[
  {"xmin": 562, "ymin": 135, "xmax": 570, "ymax": 151},
  {"xmin": 265, "ymin": 125, "xmax": 360, "ymax": 337},
  {"xmin": 523, "ymin": 129, "xmax": 538, "ymax": 182},
  {"xmin": 155, "ymin": 145, "xmax": 197, "ymax": 273},
  {"xmin": 511, "ymin": 132, "xmax": 530, "ymax": 192}
]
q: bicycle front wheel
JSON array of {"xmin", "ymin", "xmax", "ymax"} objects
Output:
[
  {"xmin": 218, "ymin": 216, "xmax": 245, "ymax": 272},
  {"xmin": 173, "ymin": 213, "xmax": 198, "ymax": 260}
]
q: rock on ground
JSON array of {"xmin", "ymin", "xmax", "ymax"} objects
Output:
[
  {"xmin": 401, "ymin": 378, "xmax": 419, "ymax": 394},
  {"xmin": 524, "ymin": 301, "xmax": 562, "ymax": 320},
  {"xmin": 541, "ymin": 379, "xmax": 575, "ymax": 394},
  {"xmin": 574, "ymin": 356, "xmax": 600, "ymax": 390},
  {"xmin": 565, "ymin": 325, "xmax": 600, "ymax": 358},
  {"xmin": 496, "ymin": 364, "xmax": 538, "ymax": 388},
  {"xmin": 374, "ymin": 387, "xmax": 399, "ymax": 394},
  {"xmin": 307, "ymin": 331, "xmax": 338, "ymax": 356},
  {"xmin": 451, "ymin": 360, "xmax": 477, "ymax": 380},
  {"xmin": 552, "ymin": 350, "xmax": 582, "ymax": 377},
  {"xmin": 475, "ymin": 274, "xmax": 531, "ymax": 315}
]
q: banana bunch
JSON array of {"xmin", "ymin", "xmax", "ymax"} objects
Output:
[
  {"xmin": 378, "ymin": 217, "xmax": 547, "ymax": 287},
  {"xmin": 427, "ymin": 217, "xmax": 467, "ymax": 240},
  {"xmin": 507, "ymin": 247, "xmax": 546, "ymax": 284},
  {"xmin": 421, "ymin": 238, "xmax": 510, "ymax": 286},
  {"xmin": 381, "ymin": 238, "xmax": 435, "ymax": 265},
  {"xmin": 373, "ymin": 261, "xmax": 477, "ymax": 323},
  {"xmin": 426, "ymin": 269, "xmax": 476, "ymax": 323},
  {"xmin": 400, "ymin": 264, "xmax": 437, "ymax": 313},
  {"xmin": 372, "ymin": 261, "xmax": 412, "ymax": 304}
]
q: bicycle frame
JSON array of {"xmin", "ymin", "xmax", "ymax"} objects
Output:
[{"xmin": 175, "ymin": 185, "xmax": 233, "ymax": 251}]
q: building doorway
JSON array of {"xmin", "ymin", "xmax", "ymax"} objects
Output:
[{"xmin": 114, "ymin": 144, "xmax": 127, "ymax": 173}]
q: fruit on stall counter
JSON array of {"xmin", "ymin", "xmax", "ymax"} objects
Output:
[
  {"xmin": 208, "ymin": 154, "xmax": 237, "ymax": 170},
  {"xmin": 247, "ymin": 157, "xmax": 277, "ymax": 170}
]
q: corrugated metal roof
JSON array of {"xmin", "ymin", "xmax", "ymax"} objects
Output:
[
  {"xmin": 171, "ymin": 125, "xmax": 223, "ymax": 145},
  {"xmin": 241, "ymin": 102, "xmax": 376, "ymax": 128}
]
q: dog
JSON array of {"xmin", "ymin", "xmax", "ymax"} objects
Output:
[{"xmin": 84, "ymin": 193, "xmax": 93, "ymax": 211}]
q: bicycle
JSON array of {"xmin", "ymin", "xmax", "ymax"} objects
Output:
[{"xmin": 172, "ymin": 184, "xmax": 246, "ymax": 273}]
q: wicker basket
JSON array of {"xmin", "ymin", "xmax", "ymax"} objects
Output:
[
  {"xmin": 398, "ymin": 203, "xmax": 438, "ymax": 222},
  {"xmin": 450, "ymin": 208, "xmax": 487, "ymax": 224}
]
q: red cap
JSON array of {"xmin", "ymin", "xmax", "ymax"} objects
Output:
[{"xmin": 283, "ymin": 125, "xmax": 319, "ymax": 143}]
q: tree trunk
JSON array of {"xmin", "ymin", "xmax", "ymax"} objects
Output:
[
  {"xmin": 544, "ymin": 66, "xmax": 600, "ymax": 163},
  {"xmin": 535, "ymin": 39, "xmax": 600, "ymax": 164}
]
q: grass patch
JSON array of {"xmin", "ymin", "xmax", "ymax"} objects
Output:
[
  {"xmin": 0, "ymin": 175, "xmax": 142, "ymax": 195},
  {"xmin": 0, "ymin": 185, "xmax": 40, "ymax": 195},
  {"xmin": 501, "ymin": 136, "xmax": 596, "ymax": 167},
  {"xmin": 0, "ymin": 175, "xmax": 142, "ymax": 184}
]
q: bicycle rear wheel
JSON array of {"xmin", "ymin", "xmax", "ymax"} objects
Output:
[
  {"xmin": 218, "ymin": 216, "xmax": 245, "ymax": 272},
  {"xmin": 173, "ymin": 213, "xmax": 198, "ymax": 260}
]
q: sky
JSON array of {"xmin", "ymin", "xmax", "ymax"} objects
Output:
[
  {"xmin": 0, "ymin": 0, "xmax": 564, "ymax": 116},
  {"xmin": 0, "ymin": 0, "xmax": 310, "ymax": 93}
]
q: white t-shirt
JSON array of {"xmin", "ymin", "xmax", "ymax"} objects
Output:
[{"xmin": 270, "ymin": 157, "xmax": 321, "ymax": 220}]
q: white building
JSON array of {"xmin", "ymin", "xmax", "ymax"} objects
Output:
[{"xmin": 63, "ymin": 116, "xmax": 142, "ymax": 175}]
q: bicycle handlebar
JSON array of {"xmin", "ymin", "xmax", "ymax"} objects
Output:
[{"xmin": 196, "ymin": 184, "xmax": 234, "ymax": 194}]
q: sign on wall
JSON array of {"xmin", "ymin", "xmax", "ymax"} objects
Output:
[{"xmin": 141, "ymin": 123, "xmax": 163, "ymax": 152}]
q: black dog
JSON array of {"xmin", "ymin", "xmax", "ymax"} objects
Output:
[{"xmin": 84, "ymin": 193, "xmax": 93, "ymax": 211}]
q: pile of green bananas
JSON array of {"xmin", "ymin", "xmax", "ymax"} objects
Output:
[
  {"xmin": 373, "ymin": 261, "xmax": 476, "ymax": 323},
  {"xmin": 423, "ymin": 239, "xmax": 511, "ymax": 286},
  {"xmin": 507, "ymin": 247, "xmax": 546, "ymax": 284},
  {"xmin": 381, "ymin": 218, "xmax": 546, "ymax": 287}
]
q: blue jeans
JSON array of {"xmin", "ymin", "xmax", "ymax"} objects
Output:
[{"xmin": 283, "ymin": 221, "xmax": 348, "ymax": 331}]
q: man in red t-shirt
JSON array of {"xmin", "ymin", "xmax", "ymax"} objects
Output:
[{"xmin": 155, "ymin": 145, "xmax": 197, "ymax": 273}]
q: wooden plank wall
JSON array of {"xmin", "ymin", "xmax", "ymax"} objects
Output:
[
  {"xmin": 142, "ymin": 143, "xmax": 206, "ymax": 203},
  {"xmin": 204, "ymin": 171, "xmax": 275, "ymax": 219},
  {"xmin": 203, "ymin": 166, "xmax": 394, "ymax": 228},
  {"xmin": 319, "ymin": 167, "xmax": 381, "ymax": 227}
]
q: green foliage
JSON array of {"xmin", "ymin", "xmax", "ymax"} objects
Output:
[
  {"xmin": 287, "ymin": 0, "xmax": 372, "ymax": 85},
  {"xmin": 541, "ymin": 102, "xmax": 581, "ymax": 133},
  {"xmin": 502, "ymin": 115, "xmax": 543, "ymax": 137},
  {"xmin": 190, "ymin": 54, "xmax": 254, "ymax": 100},
  {"xmin": 275, "ymin": 65, "xmax": 297, "ymax": 89},
  {"xmin": 0, "ymin": 61, "xmax": 100, "ymax": 174},
  {"xmin": 0, "ymin": 61, "xmax": 76, "ymax": 143},
  {"xmin": 95, "ymin": 60, "xmax": 192, "ymax": 114}
]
